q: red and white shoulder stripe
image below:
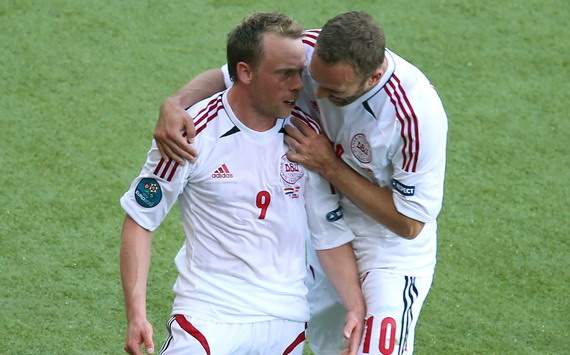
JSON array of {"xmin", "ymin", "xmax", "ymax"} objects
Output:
[
  {"xmin": 383, "ymin": 74, "xmax": 420, "ymax": 172},
  {"xmin": 153, "ymin": 158, "xmax": 180, "ymax": 182},
  {"xmin": 153, "ymin": 94, "xmax": 225, "ymax": 182},
  {"xmin": 291, "ymin": 105, "xmax": 321, "ymax": 133},
  {"xmin": 194, "ymin": 94, "xmax": 224, "ymax": 135},
  {"xmin": 302, "ymin": 29, "xmax": 320, "ymax": 48}
]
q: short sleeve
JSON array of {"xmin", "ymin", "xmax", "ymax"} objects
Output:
[
  {"xmin": 390, "ymin": 86, "xmax": 448, "ymax": 223},
  {"xmin": 120, "ymin": 140, "xmax": 191, "ymax": 231},
  {"xmin": 305, "ymin": 170, "xmax": 355, "ymax": 250}
]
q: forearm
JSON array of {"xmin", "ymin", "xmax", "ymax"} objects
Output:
[
  {"xmin": 322, "ymin": 158, "xmax": 423, "ymax": 238},
  {"xmin": 120, "ymin": 215, "xmax": 153, "ymax": 321},
  {"xmin": 317, "ymin": 244, "xmax": 365, "ymax": 315},
  {"xmin": 169, "ymin": 69, "xmax": 225, "ymax": 109}
]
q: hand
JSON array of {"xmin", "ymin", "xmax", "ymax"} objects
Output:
[
  {"xmin": 284, "ymin": 117, "xmax": 338, "ymax": 174},
  {"xmin": 341, "ymin": 310, "xmax": 364, "ymax": 355},
  {"xmin": 154, "ymin": 96, "xmax": 198, "ymax": 163},
  {"xmin": 124, "ymin": 317, "xmax": 155, "ymax": 355}
]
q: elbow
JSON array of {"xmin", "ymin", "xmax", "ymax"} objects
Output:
[{"xmin": 396, "ymin": 220, "xmax": 424, "ymax": 239}]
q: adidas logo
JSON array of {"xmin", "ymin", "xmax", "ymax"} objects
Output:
[{"xmin": 211, "ymin": 163, "xmax": 234, "ymax": 179}]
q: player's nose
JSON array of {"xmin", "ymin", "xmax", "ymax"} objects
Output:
[{"xmin": 290, "ymin": 73, "xmax": 303, "ymax": 92}]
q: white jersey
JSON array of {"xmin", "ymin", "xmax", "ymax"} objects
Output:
[
  {"xmin": 301, "ymin": 30, "xmax": 448, "ymax": 276},
  {"xmin": 121, "ymin": 90, "xmax": 354, "ymax": 323}
]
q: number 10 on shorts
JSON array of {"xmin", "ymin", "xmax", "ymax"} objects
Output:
[{"xmin": 362, "ymin": 316, "xmax": 397, "ymax": 354}]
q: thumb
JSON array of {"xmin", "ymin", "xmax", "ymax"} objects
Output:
[
  {"xmin": 343, "ymin": 318, "xmax": 355, "ymax": 339},
  {"xmin": 343, "ymin": 319, "xmax": 360, "ymax": 355}
]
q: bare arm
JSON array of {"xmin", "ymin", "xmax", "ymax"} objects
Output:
[
  {"xmin": 317, "ymin": 244, "xmax": 365, "ymax": 355},
  {"xmin": 285, "ymin": 119, "xmax": 424, "ymax": 238},
  {"xmin": 120, "ymin": 215, "xmax": 155, "ymax": 354},
  {"xmin": 154, "ymin": 69, "xmax": 225, "ymax": 162}
]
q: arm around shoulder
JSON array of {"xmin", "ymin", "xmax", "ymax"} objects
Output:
[{"xmin": 155, "ymin": 69, "xmax": 226, "ymax": 162}]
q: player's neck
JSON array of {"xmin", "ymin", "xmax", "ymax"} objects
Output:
[{"xmin": 228, "ymin": 86, "xmax": 277, "ymax": 132}]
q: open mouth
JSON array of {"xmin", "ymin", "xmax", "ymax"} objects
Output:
[{"xmin": 284, "ymin": 99, "xmax": 296, "ymax": 106}]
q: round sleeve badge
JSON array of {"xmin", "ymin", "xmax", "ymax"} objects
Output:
[{"xmin": 135, "ymin": 178, "xmax": 162, "ymax": 208}]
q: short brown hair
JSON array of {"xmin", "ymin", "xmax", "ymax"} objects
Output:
[
  {"xmin": 316, "ymin": 11, "xmax": 386, "ymax": 79},
  {"xmin": 227, "ymin": 12, "xmax": 303, "ymax": 82}
]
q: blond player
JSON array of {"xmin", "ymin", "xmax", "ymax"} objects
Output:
[{"xmin": 120, "ymin": 13, "xmax": 363, "ymax": 355}]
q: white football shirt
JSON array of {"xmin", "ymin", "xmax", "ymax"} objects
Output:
[
  {"xmin": 120, "ymin": 89, "xmax": 354, "ymax": 322},
  {"xmin": 300, "ymin": 30, "xmax": 448, "ymax": 276}
]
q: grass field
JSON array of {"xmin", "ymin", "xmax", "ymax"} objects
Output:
[{"xmin": 1, "ymin": 0, "xmax": 569, "ymax": 354}]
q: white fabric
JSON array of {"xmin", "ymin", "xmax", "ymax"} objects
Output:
[
  {"xmin": 121, "ymin": 89, "xmax": 354, "ymax": 323},
  {"xmin": 357, "ymin": 271, "xmax": 433, "ymax": 355},
  {"xmin": 300, "ymin": 39, "xmax": 447, "ymax": 277},
  {"xmin": 306, "ymin": 248, "xmax": 432, "ymax": 355},
  {"xmin": 160, "ymin": 314, "xmax": 306, "ymax": 355}
]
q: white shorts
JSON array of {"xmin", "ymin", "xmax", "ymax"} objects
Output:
[
  {"xmin": 358, "ymin": 270, "xmax": 433, "ymax": 355},
  {"xmin": 159, "ymin": 314, "xmax": 306, "ymax": 355},
  {"xmin": 306, "ymin": 252, "xmax": 433, "ymax": 355}
]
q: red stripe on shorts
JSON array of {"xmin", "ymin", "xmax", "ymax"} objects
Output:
[
  {"xmin": 174, "ymin": 315, "xmax": 211, "ymax": 355},
  {"xmin": 282, "ymin": 328, "xmax": 306, "ymax": 355}
]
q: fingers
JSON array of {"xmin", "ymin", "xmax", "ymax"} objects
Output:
[
  {"xmin": 291, "ymin": 117, "xmax": 317, "ymax": 136},
  {"xmin": 183, "ymin": 116, "xmax": 197, "ymax": 141},
  {"xmin": 284, "ymin": 135, "xmax": 299, "ymax": 152},
  {"xmin": 156, "ymin": 140, "xmax": 184, "ymax": 163},
  {"xmin": 154, "ymin": 98, "xmax": 198, "ymax": 163},
  {"xmin": 155, "ymin": 140, "xmax": 170, "ymax": 161},
  {"xmin": 143, "ymin": 328, "xmax": 155, "ymax": 354},
  {"xmin": 155, "ymin": 133, "xmax": 197, "ymax": 163},
  {"xmin": 343, "ymin": 318, "xmax": 363, "ymax": 355},
  {"xmin": 286, "ymin": 150, "xmax": 303, "ymax": 164},
  {"xmin": 124, "ymin": 340, "xmax": 142, "ymax": 355},
  {"xmin": 124, "ymin": 320, "xmax": 154, "ymax": 355},
  {"xmin": 283, "ymin": 124, "xmax": 305, "ymax": 142},
  {"xmin": 166, "ymin": 139, "xmax": 197, "ymax": 163}
]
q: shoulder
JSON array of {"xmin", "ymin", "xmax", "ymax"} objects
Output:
[
  {"xmin": 186, "ymin": 92, "xmax": 224, "ymax": 122},
  {"xmin": 185, "ymin": 91, "xmax": 227, "ymax": 136},
  {"xmin": 302, "ymin": 29, "xmax": 321, "ymax": 64},
  {"xmin": 387, "ymin": 50, "xmax": 435, "ymax": 99},
  {"xmin": 302, "ymin": 29, "xmax": 321, "ymax": 48}
]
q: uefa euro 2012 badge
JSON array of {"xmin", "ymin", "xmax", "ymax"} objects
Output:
[{"xmin": 135, "ymin": 178, "xmax": 162, "ymax": 208}]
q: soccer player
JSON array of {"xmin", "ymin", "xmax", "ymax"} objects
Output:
[
  {"xmin": 153, "ymin": 11, "xmax": 448, "ymax": 355},
  {"xmin": 120, "ymin": 13, "xmax": 364, "ymax": 355}
]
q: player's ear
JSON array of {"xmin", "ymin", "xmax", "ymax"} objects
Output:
[
  {"xmin": 236, "ymin": 62, "xmax": 253, "ymax": 84},
  {"xmin": 367, "ymin": 67, "xmax": 383, "ymax": 86}
]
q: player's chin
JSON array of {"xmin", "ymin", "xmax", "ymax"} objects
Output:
[{"xmin": 279, "ymin": 102, "xmax": 295, "ymax": 117}]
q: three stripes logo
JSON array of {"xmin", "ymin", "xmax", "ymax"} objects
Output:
[
  {"xmin": 154, "ymin": 159, "xmax": 179, "ymax": 182},
  {"xmin": 211, "ymin": 164, "xmax": 233, "ymax": 179}
]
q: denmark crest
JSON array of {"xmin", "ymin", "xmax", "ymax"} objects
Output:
[
  {"xmin": 350, "ymin": 133, "xmax": 372, "ymax": 163},
  {"xmin": 280, "ymin": 154, "xmax": 304, "ymax": 184}
]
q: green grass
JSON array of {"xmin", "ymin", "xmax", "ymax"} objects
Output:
[{"xmin": 1, "ymin": 0, "xmax": 568, "ymax": 354}]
